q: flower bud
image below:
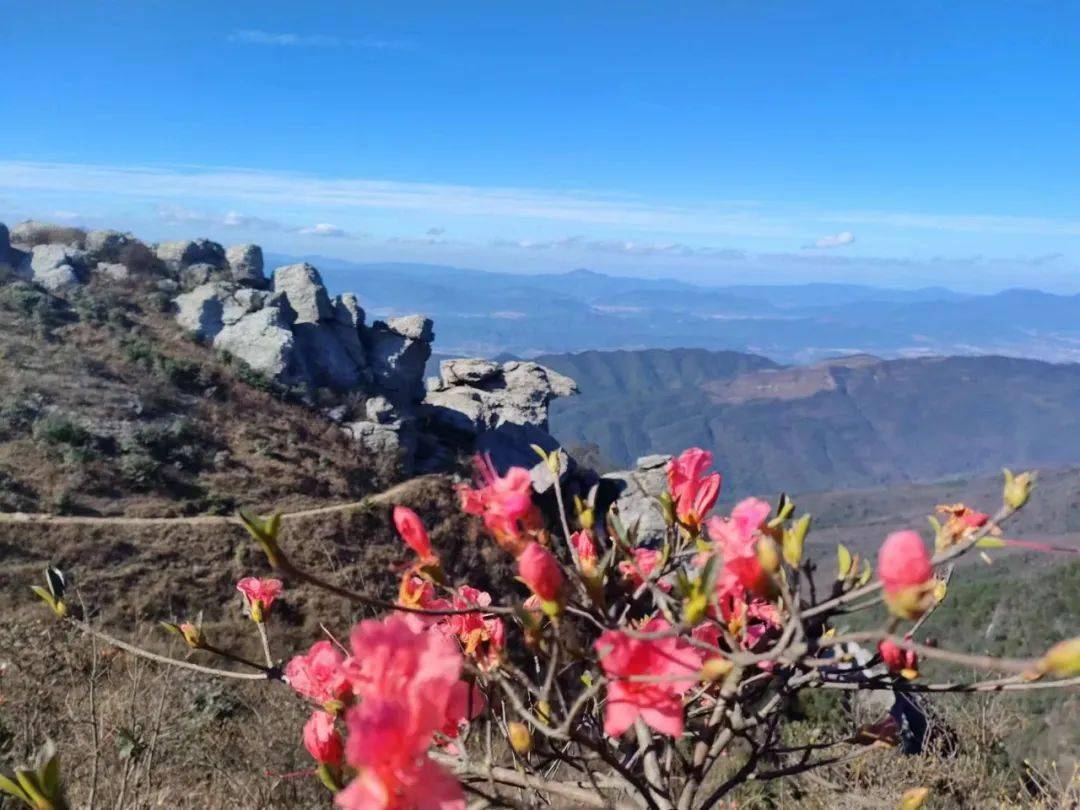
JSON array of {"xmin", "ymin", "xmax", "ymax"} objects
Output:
[
  {"xmin": 517, "ymin": 542, "xmax": 565, "ymax": 608},
  {"xmin": 701, "ymin": 657, "xmax": 734, "ymax": 682},
  {"xmin": 1003, "ymin": 468, "xmax": 1035, "ymax": 511},
  {"xmin": 508, "ymin": 721, "xmax": 533, "ymax": 754},
  {"xmin": 756, "ymin": 536, "xmax": 781, "ymax": 574},
  {"xmin": 536, "ymin": 700, "xmax": 551, "ymax": 724},
  {"xmin": 179, "ymin": 622, "xmax": 206, "ymax": 649},
  {"xmin": 657, "ymin": 491, "xmax": 677, "ymax": 527},
  {"xmin": 1037, "ymin": 637, "xmax": 1080, "ymax": 677},
  {"xmin": 783, "ymin": 514, "xmax": 811, "ymax": 567}
]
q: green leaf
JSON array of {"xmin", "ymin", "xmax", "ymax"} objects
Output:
[{"xmin": 0, "ymin": 773, "xmax": 31, "ymax": 804}]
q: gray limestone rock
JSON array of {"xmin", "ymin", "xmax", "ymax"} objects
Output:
[
  {"xmin": 17, "ymin": 244, "xmax": 86, "ymax": 291},
  {"xmin": 155, "ymin": 239, "xmax": 226, "ymax": 272},
  {"xmin": 226, "ymin": 244, "xmax": 265, "ymax": 287},
  {"xmin": 602, "ymin": 454, "xmax": 672, "ymax": 544},
  {"xmin": 365, "ymin": 318, "xmax": 434, "ymax": 407},
  {"xmin": 272, "ymin": 263, "xmax": 332, "ymax": 324},
  {"xmin": 84, "ymin": 230, "xmax": 133, "ymax": 262},
  {"xmin": 213, "ymin": 306, "xmax": 296, "ymax": 379}
]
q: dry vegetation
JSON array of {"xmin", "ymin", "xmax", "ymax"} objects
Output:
[{"xmin": 0, "ymin": 272, "xmax": 1077, "ymax": 808}]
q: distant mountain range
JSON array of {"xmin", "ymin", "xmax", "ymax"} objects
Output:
[
  {"xmin": 269, "ymin": 254, "xmax": 1080, "ymax": 364},
  {"xmin": 535, "ymin": 349, "xmax": 1080, "ymax": 498}
]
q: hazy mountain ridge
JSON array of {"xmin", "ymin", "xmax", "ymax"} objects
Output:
[
  {"xmin": 270, "ymin": 255, "xmax": 1080, "ymax": 364},
  {"xmin": 538, "ymin": 349, "xmax": 1080, "ymax": 498}
]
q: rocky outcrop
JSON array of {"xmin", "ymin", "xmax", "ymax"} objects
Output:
[
  {"xmin": 155, "ymin": 239, "xmax": 226, "ymax": 272},
  {"xmin": 84, "ymin": 230, "xmax": 133, "ymax": 263},
  {"xmin": 16, "ymin": 244, "xmax": 87, "ymax": 292},
  {"xmin": 423, "ymin": 358, "xmax": 578, "ymax": 471},
  {"xmin": 0, "ymin": 219, "xmax": 581, "ymax": 477},
  {"xmin": 367, "ymin": 316, "xmax": 434, "ymax": 408},
  {"xmin": 226, "ymin": 244, "xmax": 265, "ymax": 287},
  {"xmin": 425, "ymin": 359, "xmax": 577, "ymax": 434},
  {"xmin": 273, "ymin": 263, "xmax": 332, "ymax": 323},
  {"xmin": 602, "ymin": 454, "xmax": 671, "ymax": 543},
  {"xmin": 214, "ymin": 305, "xmax": 295, "ymax": 379}
]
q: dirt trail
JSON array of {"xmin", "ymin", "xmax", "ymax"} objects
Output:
[{"xmin": 0, "ymin": 475, "xmax": 443, "ymax": 528}]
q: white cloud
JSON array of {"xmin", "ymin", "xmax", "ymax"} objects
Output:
[
  {"xmin": 809, "ymin": 231, "xmax": 855, "ymax": 249},
  {"xmin": 227, "ymin": 30, "xmax": 412, "ymax": 50},
  {"xmin": 300, "ymin": 223, "xmax": 349, "ymax": 238}
]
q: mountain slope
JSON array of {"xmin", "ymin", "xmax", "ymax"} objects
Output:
[{"xmin": 543, "ymin": 349, "xmax": 1080, "ymax": 497}]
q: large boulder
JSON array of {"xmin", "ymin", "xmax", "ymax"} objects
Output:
[
  {"xmin": 155, "ymin": 239, "xmax": 226, "ymax": 272},
  {"xmin": 213, "ymin": 305, "xmax": 296, "ymax": 379},
  {"xmin": 226, "ymin": 244, "xmax": 265, "ymax": 287},
  {"xmin": 601, "ymin": 454, "xmax": 672, "ymax": 544},
  {"xmin": 9, "ymin": 220, "xmax": 82, "ymax": 247},
  {"xmin": 272, "ymin": 263, "xmax": 333, "ymax": 324},
  {"xmin": 365, "ymin": 317, "xmax": 434, "ymax": 407},
  {"xmin": 84, "ymin": 229, "xmax": 133, "ymax": 263},
  {"xmin": 425, "ymin": 359, "xmax": 577, "ymax": 433},
  {"xmin": 16, "ymin": 244, "xmax": 86, "ymax": 292},
  {"xmin": 174, "ymin": 282, "xmax": 271, "ymax": 340}
]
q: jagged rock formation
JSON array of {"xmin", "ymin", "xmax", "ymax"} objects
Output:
[
  {"xmin": 1, "ymin": 219, "xmax": 577, "ymax": 476},
  {"xmin": 602, "ymin": 454, "xmax": 671, "ymax": 543},
  {"xmin": 423, "ymin": 358, "xmax": 578, "ymax": 471}
]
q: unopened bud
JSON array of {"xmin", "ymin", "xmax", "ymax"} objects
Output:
[
  {"xmin": 1002, "ymin": 469, "xmax": 1035, "ymax": 511},
  {"xmin": 756, "ymin": 536, "xmax": 781, "ymax": 574},
  {"xmin": 536, "ymin": 700, "xmax": 551, "ymax": 724},
  {"xmin": 179, "ymin": 622, "xmax": 206, "ymax": 649},
  {"xmin": 783, "ymin": 514, "xmax": 811, "ymax": 567},
  {"xmin": 508, "ymin": 722, "xmax": 533, "ymax": 755},
  {"xmin": 701, "ymin": 657, "xmax": 734, "ymax": 682},
  {"xmin": 1037, "ymin": 637, "xmax": 1080, "ymax": 677},
  {"xmin": 657, "ymin": 491, "xmax": 676, "ymax": 527}
]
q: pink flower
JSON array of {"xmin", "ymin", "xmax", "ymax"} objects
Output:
[
  {"xmin": 303, "ymin": 710, "xmax": 344, "ymax": 766},
  {"xmin": 285, "ymin": 640, "xmax": 350, "ymax": 706},
  {"xmin": 878, "ymin": 531, "xmax": 934, "ymax": 619},
  {"xmin": 706, "ymin": 498, "xmax": 774, "ymax": 599},
  {"xmin": 440, "ymin": 680, "xmax": 487, "ymax": 744},
  {"xmin": 335, "ymin": 617, "xmax": 465, "ymax": 810},
  {"xmin": 517, "ymin": 542, "xmax": 565, "ymax": 603},
  {"xmin": 618, "ymin": 548, "xmax": 671, "ymax": 592},
  {"xmin": 393, "ymin": 506, "xmax": 435, "ymax": 561},
  {"xmin": 235, "ymin": 577, "xmax": 283, "ymax": 621},
  {"xmin": 396, "ymin": 575, "xmax": 452, "ymax": 633},
  {"xmin": 337, "ymin": 698, "xmax": 464, "ymax": 810},
  {"xmin": 595, "ymin": 618, "xmax": 701, "ymax": 738},
  {"xmin": 447, "ymin": 586, "xmax": 506, "ymax": 670},
  {"xmin": 571, "ymin": 529, "xmax": 598, "ymax": 575},
  {"xmin": 878, "ymin": 531, "xmax": 933, "ymax": 593},
  {"xmin": 878, "ymin": 639, "xmax": 919, "ymax": 677},
  {"xmin": 345, "ymin": 616, "xmax": 462, "ymax": 711},
  {"xmin": 458, "ymin": 455, "xmax": 542, "ymax": 556},
  {"xmin": 667, "ymin": 448, "xmax": 722, "ymax": 531}
]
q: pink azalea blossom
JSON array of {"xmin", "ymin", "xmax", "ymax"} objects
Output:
[
  {"xmin": 571, "ymin": 529, "xmax": 598, "ymax": 574},
  {"xmin": 517, "ymin": 542, "xmax": 565, "ymax": 603},
  {"xmin": 285, "ymin": 640, "xmax": 351, "ymax": 706},
  {"xmin": 337, "ymin": 697, "xmax": 464, "ymax": 810},
  {"xmin": 595, "ymin": 618, "xmax": 701, "ymax": 738},
  {"xmin": 878, "ymin": 531, "xmax": 935, "ymax": 619},
  {"xmin": 439, "ymin": 680, "xmax": 487, "ymax": 744},
  {"xmin": 666, "ymin": 448, "xmax": 722, "ymax": 531},
  {"xmin": 393, "ymin": 506, "xmax": 435, "ymax": 561},
  {"xmin": 447, "ymin": 586, "xmax": 506, "ymax": 670},
  {"xmin": 396, "ymin": 575, "xmax": 453, "ymax": 633},
  {"xmin": 878, "ymin": 639, "xmax": 919, "ymax": 677},
  {"xmin": 458, "ymin": 455, "xmax": 542, "ymax": 556},
  {"xmin": 235, "ymin": 577, "xmax": 283, "ymax": 620},
  {"xmin": 878, "ymin": 531, "xmax": 933, "ymax": 594},
  {"xmin": 706, "ymin": 498, "xmax": 774, "ymax": 599},
  {"xmin": 335, "ymin": 617, "xmax": 465, "ymax": 810},
  {"xmin": 303, "ymin": 710, "xmax": 344, "ymax": 766},
  {"xmin": 618, "ymin": 548, "xmax": 671, "ymax": 592}
]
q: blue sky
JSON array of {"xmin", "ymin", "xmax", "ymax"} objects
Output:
[{"xmin": 2, "ymin": 1, "xmax": 1079, "ymax": 290}]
